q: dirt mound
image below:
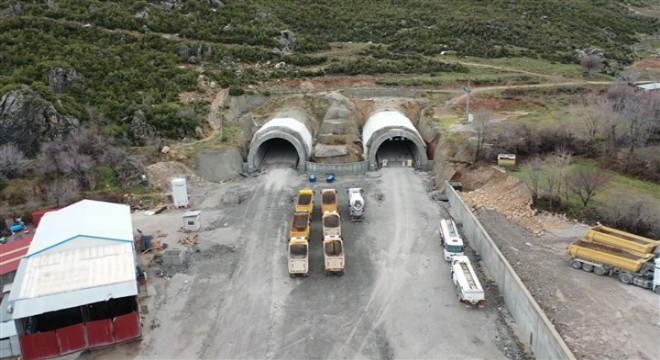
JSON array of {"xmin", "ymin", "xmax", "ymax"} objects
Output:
[
  {"xmin": 462, "ymin": 168, "xmax": 546, "ymax": 235},
  {"xmin": 146, "ymin": 161, "xmax": 197, "ymax": 191}
]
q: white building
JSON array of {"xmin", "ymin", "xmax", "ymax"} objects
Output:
[{"xmin": 7, "ymin": 200, "xmax": 141, "ymax": 360}]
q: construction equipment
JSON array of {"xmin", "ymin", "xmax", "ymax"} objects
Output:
[
  {"xmin": 586, "ymin": 224, "xmax": 659, "ymax": 256},
  {"xmin": 568, "ymin": 240, "xmax": 660, "ymax": 293},
  {"xmin": 347, "ymin": 188, "xmax": 365, "ymax": 221},
  {"xmin": 321, "ymin": 188, "xmax": 339, "ymax": 214},
  {"xmin": 295, "ymin": 189, "xmax": 315, "ymax": 214},
  {"xmin": 290, "ymin": 211, "xmax": 311, "ymax": 240},
  {"xmin": 450, "ymin": 256, "xmax": 485, "ymax": 307},
  {"xmin": 323, "ymin": 235, "xmax": 344, "ymax": 275},
  {"xmin": 288, "ymin": 236, "xmax": 309, "ymax": 277},
  {"xmin": 322, "ymin": 211, "xmax": 341, "ymax": 238},
  {"xmin": 439, "ymin": 218, "xmax": 464, "ymax": 261}
]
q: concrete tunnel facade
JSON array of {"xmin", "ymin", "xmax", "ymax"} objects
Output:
[
  {"xmin": 362, "ymin": 110, "xmax": 428, "ymax": 170},
  {"xmin": 247, "ymin": 117, "xmax": 313, "ymax": 171}
]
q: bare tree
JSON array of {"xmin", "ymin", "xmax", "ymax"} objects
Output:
[
  {"xmin": 581, "ymin": 55, "xmax": 603, "ymax": 78},
  {"xmin": 46, "ymin": 178, "xmax": 80, "ymax": 208},
  {"xmin": 522, "ymin": 156, "xmax": 543, "ymax": 199},
  {"xmin": 567, "ymin": 167, "xmax": 610, "ymax": 207},
  {"xmin": 582, "ymin": 95, "xmax": 612, "ymax": 143},
  {"xmin": 473, "ymin": 108, "xmax": 496, "ymax": 160},
  {"xmin": 0, "ymin": 143, "xmax": 28, "ymax": 179}
]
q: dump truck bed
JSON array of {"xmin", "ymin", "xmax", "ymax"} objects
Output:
[
  {"xmin": 322, "ymin": 211, "xmax": 341, "ymax": 237},
  {"xmin": 321, "ymin": 189, "xmax": 338, "ymax": 213},
  {"xmin": 568, "ymin": 240, "xmax": 654, "ymax": 273},
  {"xmin": 295, "ymin": 189, "xmax": 314, "ymax": 213},
  {"xmin": 290, "ymin": 212, "xmax": 310, "ymax": 239},
  {"xmin": 587, "ymin": 225, "xmax": 659, "ymax": 255}
]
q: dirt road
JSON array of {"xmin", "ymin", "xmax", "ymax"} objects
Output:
[{"xmin": 100, "ymin": 168, "xmax": 528, "ymax": 359}]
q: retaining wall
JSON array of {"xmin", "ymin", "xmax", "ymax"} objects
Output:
[
  {"xmin": 304, "ymin": 161, "xmax": 369, "ymax": 175},
  {"xmin": 445, "ymin": 182, "xmax": 575, "ymax": 360}
]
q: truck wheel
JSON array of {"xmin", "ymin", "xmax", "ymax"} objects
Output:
[
  {"xmin": 325, "ymin": 271, "xmax": 330, "ymax": 276},
  {"xmin": 618, "ymin": 273, "xmax": 632, "ymax": 284},
  {"xmin": 339, "ymin": 271, "xmax": 344, "ymax": 276},
  {"xmin": 571, "ymin": 260, "xmax": 582, "ymax": 269},
  {"xmin": 581, "ymin": 263, "xmax": 593, "ymax": 272},
  {"xmin": 289, "ymin": 274, "xmax": 295, "ymax": 278},
  {"xmin": 654, "ymin": 286, "xmax": 660, "ymax": 295},
  {"xmin": 593, "ymin": 267, "xmax": 606, "ymax": 276}
]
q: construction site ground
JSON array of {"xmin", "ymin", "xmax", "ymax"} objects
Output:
[
  {"xmin": 461, "ymin": 167, "xmax": 660, "ymax": 360},
  {"xmin": 86, "ymin": 168, "xmax": 528, "ymax": 360}
]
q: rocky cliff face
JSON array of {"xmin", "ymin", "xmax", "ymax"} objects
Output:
[
  {"xmin": 48, "ymin": 67, "xmax": 87, "ymax": 93},
  {"xmin": 0, "ymin": 87, "xmax": 80, "ymax": 157}
]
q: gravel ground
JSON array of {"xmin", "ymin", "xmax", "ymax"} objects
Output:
[
  {"xmin": 475, "ymin": 209, "xmax": 660, "ymax": 360},
  {"xmin": 84, "ymin": 168, "xmax": 528, "ymax": 359}
]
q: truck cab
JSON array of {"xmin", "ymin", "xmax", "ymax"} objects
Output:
[
  {"xmin": 347, "ymin": 188, "xmax": 365, "ymax": 221},
  {"xmin": 439, "ymin": 219, "xmax": 464, "ymax": 261},
  {"xmin": 323, "ymin": 235, "xmax": 344, "ymax": 276},
  {"xmin": 288, "ymin": 236, "xmax": 309, "ymax": 277}
]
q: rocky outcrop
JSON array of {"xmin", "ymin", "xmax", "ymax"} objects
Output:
[
  {"xmin": 276, "ymin": 30, "xmax": 296, "ymax": 53},
  {"xmin": 317, "ymin": 92, "xmax": 360, "ymax": 145},
  {"xmin": 48, "ymin": 67, "xmax": 86, "ymax": 93},
  {"xmin": 207, "ymin": 0, "xmax": 224, "ymax": 8},
  {"xmin": 177, "ymin": 43, "xmax": 213, "ymax": 64},
  {"xmin": 0, "ymin": 3, "xmax": 22, "ymax": 17},
  {"xmin": 130, "ymin": 110, "xmax": 156, "ymax": 146},
  {"xmin": 0, "ymin": 87, "xmax": 79, "ymax": 157}
]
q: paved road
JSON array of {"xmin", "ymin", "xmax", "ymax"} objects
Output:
[{"xmin": 130, "ymin": 168, "xmax": 524, "ymax": 359}]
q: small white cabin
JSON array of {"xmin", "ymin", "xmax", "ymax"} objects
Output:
[
  {"xmin": 439, "ymin": 218, "xmax": 465, "ymax": 261},
  {"xmin": 182, "ymin": 210, "xmax": 202, "ymax": 232},
  {"xmin": 171, "ymin": 178, "xmax": 189, "ymax": 208}
]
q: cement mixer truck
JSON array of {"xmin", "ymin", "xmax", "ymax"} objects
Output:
[
  {"xmin": 347, "ymin": 188, "xmax": 365, "ymax": 221},
  {"xmin": 568, "ymin": 240, "xmax": 660, "ymax": 294}
]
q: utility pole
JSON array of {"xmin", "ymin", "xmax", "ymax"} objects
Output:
[{"xmin": 464, "ymin": 79, "xmax": 472, "ymax": 123}]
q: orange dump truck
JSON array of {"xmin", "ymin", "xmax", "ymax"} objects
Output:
[
  {"xmin": 322, "ymin": 211, "xmax": 341, "ymax": 238},
  {"xmin": 321, "ymin": 189, "xmax": 338, "ymax": 214},
  {"xmin": 295, "ymin": 189, "xmax": 315, "ymax": 214},
  {"xmin": 290, "ymin": 211, "xmax": 311, "ymax": 240},
  {"xmin": 568, "ymin": 240, "xmax": 659, "ymax": 294},
  {"xmin": 586, "ymin": 225, "xmax": 659, "ymax": 256},
  {"xmin": 288, "ymin": 236, "xmax": 309, "ymax": 277}
]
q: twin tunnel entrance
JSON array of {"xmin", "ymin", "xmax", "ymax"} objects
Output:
[{"xmin": 247, "ymin": 111, "xmax": 428, "ymax": 172}]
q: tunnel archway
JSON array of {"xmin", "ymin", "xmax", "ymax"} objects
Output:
[
  {"xmin": 247, "ymin": 118, "xmax": 312, "ymax": 171},
  {"xmin": 362, "ymin": 111, "xmax": 428, "ymax": 170}
]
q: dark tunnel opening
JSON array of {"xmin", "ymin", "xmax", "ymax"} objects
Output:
[
  {"xmin": 375, "ymin": 136, "xmax": 418, "ymax": 168},
  {"xmin": 254, "ymin": 138, "xmax": 299, "ymax": 169}
]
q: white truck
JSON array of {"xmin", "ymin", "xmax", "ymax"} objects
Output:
[
  {"xmin": 450, "ymin": 256, "xmax": 485, "ymax": 307},
  {"xmin": 288, "ymin": 236, "xmax": 309, "ymax": 277},
  {"xmin": 322, "ymin": 210, "xmax": 341, "ymax": 238},
  {"xmin": 439, "ymin": 219, "xmax": 464, "ymax": 261},
  {"xmin": 323, "ymin": 235, "xmax": 345, "ymax": 275},
  {"xmin": 347, "ymin": 188, "xmax": 365, "ymax": 221}
]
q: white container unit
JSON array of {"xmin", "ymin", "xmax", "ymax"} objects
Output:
[{"xmin": 171, "ymin": 178, "xmax": 189, "ymax": 208}]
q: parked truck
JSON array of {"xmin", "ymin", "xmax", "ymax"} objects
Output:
[
  {"xmin": 323, "ymin": 235, "xmax": 344, "ymax": 275},
  {"xmin": 568, "ymin": 240, "xmax": 660, "ymax": 294},
  {"xmin": 439, "ymin": 218, "xmax": 465, "ymax": 261},
  {"xmin": 347, "ymin": 188, "xmax": 365, "ymax": 221},
  {"xmin": 321, "ymin": 188, "xmax": 339, "ymax": 214},
  {"xmin": 450, "ymin": 256, "xmax": 485, "ymax": 307},
  {"xmin": 290, "ymin": 211, "xmax": 311, "ymax": 240},
  {"xmin": 586, "ymin": 224, "xmax": 659, "ymax": 256},
  {"xmin": 288, "ymin": 236, "xmax": 309, "ymax": 277},
  {"xmin": 295, "ymin": 189, "xmax": 315, "ymax": 214},
  {"xmin": 322, "ymin": 210, "xmax": 341, "ymax": 238}
]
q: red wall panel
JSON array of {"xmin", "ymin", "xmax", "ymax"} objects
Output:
[
  {"xmin": 56, "ymin": 323, "xmax": 87, "ymax": 355},
  {"xmin": 113, "ymin": 312, "xmax": 141, "ymax": 342},
  {"xmin": 86, "ymin": 319, "xmax": 115, "ymax": 347},
  {"xmin": 19, "ymin": 331, "xmax": 59, "ymax": 360}
]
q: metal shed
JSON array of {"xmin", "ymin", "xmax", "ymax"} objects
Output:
[
  {"xmin": 182, "ymin": 210, "xmax": 202, "ymax": 232},
  {"xmin": 7, "ymin": 200, "xmax": 141, "ymax": 360}
]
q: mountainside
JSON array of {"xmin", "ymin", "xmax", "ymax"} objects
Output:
[{"xmin": 0, "ymin": 0, "xmax": 658, "ymax": 142}]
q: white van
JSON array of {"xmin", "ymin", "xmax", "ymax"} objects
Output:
[{"xmin": 439, "ymin": 219, "xmax": 464, "ymax": 261}]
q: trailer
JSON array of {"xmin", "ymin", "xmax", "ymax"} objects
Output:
[
  {"xmin": 450, "ymin": 256, "xmax": 485, "ymax": 307},
  {"xmin": 290, "ymin": 211, "xmax": 311, "ymax": 240},
  {"xmin": 586, "ymin": 225, "xmax": 659, "ymax": 256},
  {"xmin": 321, "ymin": 189, "xmax": 339, "ymax": 214},
  {"xmin": 295, "ymin": 189, "xmax": 315, "ymax": 214},
  {"xmin": 568, "ymin": 240, "xmax": 660, "ymax": 293}
]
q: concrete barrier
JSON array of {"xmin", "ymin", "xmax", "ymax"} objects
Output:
[
  {"xmin": 445, "ymin": 181, "xmax": 575, "ymax": 360},
  {"xmin": 304, "ymin": 161, "xmax": 369, "ymax": 176}
]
